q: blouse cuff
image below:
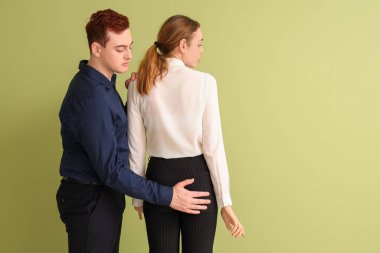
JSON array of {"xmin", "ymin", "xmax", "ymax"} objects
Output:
[
  {"xmin": 132, "ymin": 198, "xmax": 144, "ymax": 207},
  {"xmin": 216, "ymin": 193, "xmax": 232, "ymax": 208}
]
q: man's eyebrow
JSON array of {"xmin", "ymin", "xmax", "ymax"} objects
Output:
[{"xmin": 115, "ymin": 41, "xmax": 134, "ymax": 48}]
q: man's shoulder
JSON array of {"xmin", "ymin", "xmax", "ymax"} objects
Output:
[
  {"xmin": 68, "ymin": 72, "xmax": 109, "ymax": 100},
  {"xmin": 61, "ymin": 74, "xmax": 111, "ymax": 116}
]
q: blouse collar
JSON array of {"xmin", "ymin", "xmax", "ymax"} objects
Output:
[{"xmin": 167, "ymin": 58, "xmax": 185, "ymax": 67}]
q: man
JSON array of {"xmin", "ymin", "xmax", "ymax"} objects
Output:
[{"xmin": 56, "ymin": 9, "xmax": 210, "ymax": 253}]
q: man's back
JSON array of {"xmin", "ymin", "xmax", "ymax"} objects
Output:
[{"xmin": 59, "ymin": 60, "xmax": 129, "ymax": 183}]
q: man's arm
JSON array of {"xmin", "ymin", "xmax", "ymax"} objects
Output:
[{"xmin": 79, "ymin": 98, "xmax": 210, "ymax": 212}]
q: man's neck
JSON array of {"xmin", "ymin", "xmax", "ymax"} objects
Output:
[{"xmin": 87, "ymin": 58, "xmax": 113, "ymax": 81}]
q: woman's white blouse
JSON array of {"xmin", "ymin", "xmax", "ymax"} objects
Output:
[{"xmin": 127, "ymin": 58, "xmax": 232, "ymax": 208}]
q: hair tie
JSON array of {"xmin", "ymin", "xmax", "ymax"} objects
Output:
[{"xmin": 154, "ymin": 41, "xmax": 160, "ymax": 48}]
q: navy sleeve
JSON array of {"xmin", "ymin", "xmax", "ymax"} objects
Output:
[{"xmin": 78, "ymin": 98, "xmax": 173, "ymax": 206}]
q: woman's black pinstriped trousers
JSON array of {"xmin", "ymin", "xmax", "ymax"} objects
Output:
[{"xmin": 143, "ymin": 154, "xmax": 218, "ymax": 253}]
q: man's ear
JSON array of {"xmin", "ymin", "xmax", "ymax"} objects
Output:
[
  {"xmin": 90, "ymin": 42, "xmax": 102, "ymax": 57},
  {"xmin": 179, "ymin": 39, "xmax": 187, "ymax": 54}
]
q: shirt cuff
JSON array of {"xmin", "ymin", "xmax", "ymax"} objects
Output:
[{"xmin": 158, "ymin": 185, "xmax": 173, "ymax": 206}]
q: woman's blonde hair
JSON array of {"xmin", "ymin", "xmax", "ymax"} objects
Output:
[{"xmin": 136, "ymin": 15, "xmax": 200, "ymax": 95}]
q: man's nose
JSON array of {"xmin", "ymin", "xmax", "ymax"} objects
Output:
[{"xmin": 125, "ymin": 49, "xmax": 132, "ymax": 59}]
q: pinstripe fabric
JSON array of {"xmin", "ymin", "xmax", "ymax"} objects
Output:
[{"xmin": 143, "ymin": 155, "xmax": 218, "ymax": 253}]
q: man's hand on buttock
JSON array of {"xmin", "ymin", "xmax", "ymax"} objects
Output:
[{"xmin": 170, "ymin": 178, "xmax": 211, "ymax": 214}]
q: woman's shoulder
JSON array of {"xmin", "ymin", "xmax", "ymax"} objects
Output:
[
  {"xmin": 127, "ymin": 79, "xmax": 141, "ymax": 101},
  {"xmin": 181, "ymin": 67, "xmax": 217, "ymax": 85}
]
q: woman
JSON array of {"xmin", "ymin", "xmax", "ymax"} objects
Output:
[{"xmin": 127, "ymin": 15, "xmax": 245, "ymax": 253}]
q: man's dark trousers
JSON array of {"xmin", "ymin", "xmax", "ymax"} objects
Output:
[{"xmin": 56, "ymin": 179, "xmax": 125, "ymax": 253}]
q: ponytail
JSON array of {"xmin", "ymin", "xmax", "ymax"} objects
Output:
[
  {"xmin": 137, "ymin": 45, "xmax": 168, "ymax": 95},
  {"xmin": 136, "ymin": 15, "xmax": 200, "ymax": 95}
]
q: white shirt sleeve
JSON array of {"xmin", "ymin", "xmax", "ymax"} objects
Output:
[
  {"xmin": 127, "ymin": 81, "xmax": 146, "ymax": 207},
  {"xmin": 202, "ymin": 74, "xmax": 232, "ymax": 208}
]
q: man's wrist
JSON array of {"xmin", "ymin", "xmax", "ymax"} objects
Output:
[{"xmin": 159, "ymin": 185, "xmax": 173, "ymax": 206}]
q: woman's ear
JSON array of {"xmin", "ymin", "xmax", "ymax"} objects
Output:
[{"xmin": 179, "ymin": 39, "xmax": 187, "ymax": 53}]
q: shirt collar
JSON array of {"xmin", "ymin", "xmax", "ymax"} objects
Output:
[
  {"xmin": 167, "ymin": 58, "xmax": 185, "ymax": 67},
  {"xmin": 78, "ymin": 60, "xmax": 117, "ymax": 88}
]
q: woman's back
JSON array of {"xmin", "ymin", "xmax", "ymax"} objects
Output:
[
  {"xmin": 127, "ymin": 16, "xmax": 244, "ymax": 251},
  {"xmin": 129, "ymin": 58, "xmax": 217, "ymax": 159}
]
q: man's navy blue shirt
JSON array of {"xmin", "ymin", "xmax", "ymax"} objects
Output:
[{"xmin": 59, "ymin": 60, "xmax": 172, "ymax": 206}]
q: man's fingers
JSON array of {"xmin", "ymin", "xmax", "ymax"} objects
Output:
[
  {"xmin": 125, "ymin": 72, "xmax": 138, "ymax": 89},
  {"xmin": 188, "ymin": 198, "xmax": 211, "ymax": 205},
  {"xmin": 176, "ymin": 178, "xmax": 194, "ymax": 188},
  {"xmin": 188, "ymin": 204, "xmax": 208, "ymax": 210},
  {"xmin": 125, "ymin": 79, "xmax": 131, "ymax": 89},
  {"xmin": 183, "ymin": 209, "xmax": 201, "ymax": 214},
  {"xmin": 189, "ymin": 191, "xmax": 210, "ymax": 198},
  {"xmin": 177, "ymin": 204, "xmax": 209, "ymax": 214},
  {"xmin": 171, "ymin": 179, "xmax": 211, "ymax": 214}
]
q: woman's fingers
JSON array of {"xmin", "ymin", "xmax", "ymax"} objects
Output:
[
  {"xmin": 223, "ymin": 219, "xmax": 233, "ymax": 231},
  {"xmin": 134, "ymin": 206, "xmax": 144, "ymax": 220},
  {"xmin": 232, "ymin": 224, "xmax": 245, "ymax": 239},
  {"xmin": 231, "ymin": 222, "xmax": 240, "ymax": 237}
]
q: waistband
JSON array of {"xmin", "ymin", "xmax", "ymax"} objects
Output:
[
  {"xmin": 62, "ymin": 176, "xmax": 102, "ymax": 186},
  {"xmin": 149, "ymin": 154, "xmax": 208, "ymax": 170}
]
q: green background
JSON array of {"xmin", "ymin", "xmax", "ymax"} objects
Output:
[{"xmin": 1, "ymin": 0, "xmax": 379, "ymax": 252}]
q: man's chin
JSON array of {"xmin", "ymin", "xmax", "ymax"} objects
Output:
[{"xmin": 114, "ymin": 67, "xmax": 129, "ymax": 74}]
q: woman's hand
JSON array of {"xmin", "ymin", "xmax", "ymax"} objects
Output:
[
  {"xmin": 134, "ymin": 206, "xmax": 144, "ymax": 220},
  {"xmin": 221, "ymin": 206, "xmax": 245, "ymax": 239},
  {"xmin": 125, "ymin": 72, "xmax": 138, "ymax": 89}
]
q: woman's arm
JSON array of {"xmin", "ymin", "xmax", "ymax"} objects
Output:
[
  {"xmin": 127, "ymin": 81, "xmax": 146, "ymax": 208},
  {"xmin": 202, "ymin": 74, "xmax": 232, "ymax": 208},
  {"xmin": 202, "ymin": 74, "xmax": 245, "ymax": 238}
]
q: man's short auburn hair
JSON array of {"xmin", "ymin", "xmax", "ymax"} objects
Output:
[{"xmin": 85, "ymin": 9, "xmax": 129, "ymax": 50}]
